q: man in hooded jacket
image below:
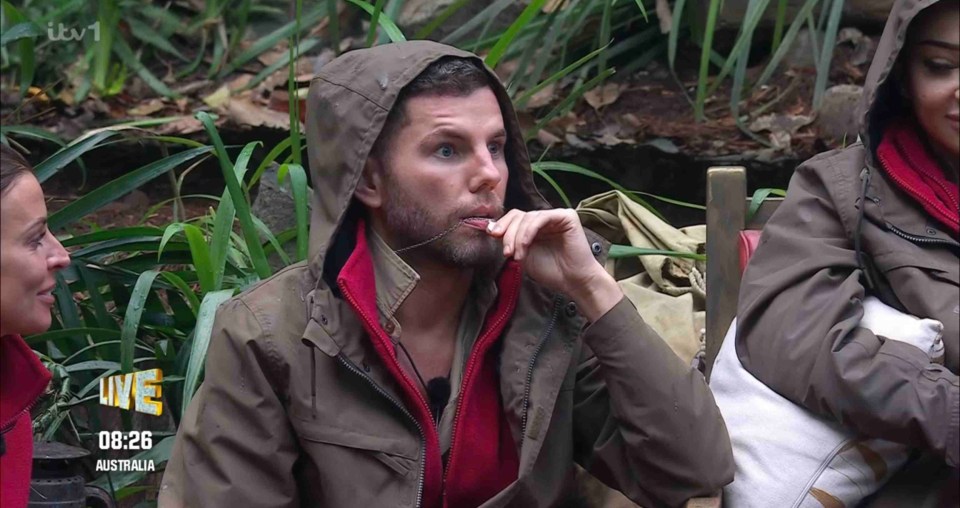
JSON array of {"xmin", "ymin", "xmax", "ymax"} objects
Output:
[{"xmin": 158, "ymin": 41, "xmax": 733, "ymax": 508}]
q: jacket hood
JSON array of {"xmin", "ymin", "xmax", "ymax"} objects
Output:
[
  {"xmin": 857, "ymin": 0, "xmax": 940, "ymax": 167},
  {"xmin": 304, "ymin": 41, "xmax": 550, "ymax": 280}
]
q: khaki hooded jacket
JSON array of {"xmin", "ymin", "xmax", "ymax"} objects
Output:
[
  {"xmin": 159, "ymin": 41, "xmax": 733, "ymax": 508},
  {"xmin": 736, "ymin": 0, "xmax": 959, "ymax": 480}
]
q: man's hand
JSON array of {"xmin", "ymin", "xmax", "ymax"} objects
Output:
[{"xmin": 487, "ymin": 209, "xmax": 623, "ymax": 322}]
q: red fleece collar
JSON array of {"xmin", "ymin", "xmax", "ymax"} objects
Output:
[
  {"xmin": 1, "ymin": 334, "xmax": 51, "ymax": 432},
  {"xmin": 336, "ymin": 219, "xmax": 521, "ymax": 508},
  {"xmin": 877, "ymin": 121, "xmax": 960, "ymax": 237}
]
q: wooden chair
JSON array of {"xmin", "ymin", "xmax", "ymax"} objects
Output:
[{"xmin": 704, "ymin": 166, "xmax": 783, "ymax": 381}]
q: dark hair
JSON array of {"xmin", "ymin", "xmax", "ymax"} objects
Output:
[
  {"xmin": 371, "ymin": 57, "xmax": 493, "ymax": 160},
  {"xmin": 0, "ymin": 144, "xmax": 32, "ymax": 197}
]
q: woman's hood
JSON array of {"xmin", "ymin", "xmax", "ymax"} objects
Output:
[{"xmin": 857, "ymin": 0, "xmax": 941, "ymax": 166}]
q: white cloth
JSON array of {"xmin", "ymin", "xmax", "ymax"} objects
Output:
[{"xmin": 712, "ymin": 297, "xmax": 943, "ymax": 508}]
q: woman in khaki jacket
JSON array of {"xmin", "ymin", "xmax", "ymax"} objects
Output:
[{"xmin": 737, "ymin": 0, "xmax": 958, "ymax": 503}]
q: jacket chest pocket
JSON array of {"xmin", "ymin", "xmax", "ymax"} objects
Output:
[
  {"xmin": 290, "ymin": 414, "xmax": 420, "ymax": 506},
  {"xmin": 871, "ymin": 251, "xmax": 959, "ymax": 370}
]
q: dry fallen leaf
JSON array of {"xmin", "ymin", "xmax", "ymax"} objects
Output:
[
  {"xmin": 202, "ymin": 86, "xmax": 231, "ymax": 108},
  {"xmin": 525, "ymin": 83, "xmax": 556, "ymax": 109},
  {"xmin": 156, "ymin": 116, "xmax": 203, "ymax": 136},
  {"xmin": 584, "ymin": 83, "xmax": 621, "ymax": 110},
  {"xmin": 128, "ymin": 98, "xmax": 164, "ymax": 117},
  {"xmin": 225, "ymin": 97, "xmax": 296, "ymax": 130},
  {"xmin": 536, "ymin": 129, "xmax": 563, "ymax": 146},
  {"xmin": 656, "ymin": 0, "xmax": 673, "ymax": 34}
]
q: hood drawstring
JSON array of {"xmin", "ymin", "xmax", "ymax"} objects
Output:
[{"xmin": 856, "ymin": 167, "xmax": 908, "ymax": 313}]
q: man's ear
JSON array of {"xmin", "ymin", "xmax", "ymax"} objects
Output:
[{"xmin": 354, "ymin": 157, "xmax": 385, "ymax": 209}]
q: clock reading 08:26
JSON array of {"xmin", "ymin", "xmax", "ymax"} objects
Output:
[{"xmin": 98, "ymin": 430, "xmax": 153, "ymax": 450}]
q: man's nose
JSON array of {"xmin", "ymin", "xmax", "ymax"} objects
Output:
[{"xmin": 470, "ymin": 149, "xmax": 503, "ymax": 192}]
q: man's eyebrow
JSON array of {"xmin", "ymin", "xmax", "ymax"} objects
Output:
[{"xmin": 918, "ymin": 40, "xmax": 960, "ymax": 50}]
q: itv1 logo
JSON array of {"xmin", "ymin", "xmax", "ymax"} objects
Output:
[{"xmin": 99, "ymin": 369, "xmax": 163, "ymax": 416}]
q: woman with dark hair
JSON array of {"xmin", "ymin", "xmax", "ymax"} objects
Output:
[
  {"xmin": 734, "ymin": 0, "xmax": 957, "ymax": 504},
  {"xmin": 0, "ymin": 144, "xmax": 71, "ymax": 507}
]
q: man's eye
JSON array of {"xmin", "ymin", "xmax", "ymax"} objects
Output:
[{"xmin": 435, "ymin": 145, "xmax": 456, "ymax": 158}]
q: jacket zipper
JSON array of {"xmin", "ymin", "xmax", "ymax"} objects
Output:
[
  {"xmin": 336, "ymin": 279, "xmax": 429, "ymax": 508},
  {"xmin": 442, "ymin": 266, "xmax": 523, "ymax": 487},
  {"xmin": 335, "ymin": 354, "xmax": 427, "ymax": 508},
  {"xmin": 520, "ymin": 296, "xmax": 563, "ymax": 438},
  {"xmin": 886, "ymin": 221, "xmax": 960, "ymax": 249}
]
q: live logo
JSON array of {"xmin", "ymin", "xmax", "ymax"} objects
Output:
[{"xmin": 99, "ymin": 368, "xmax": 163, "ymax": 416}]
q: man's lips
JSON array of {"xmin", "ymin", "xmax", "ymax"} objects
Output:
[{"xmin": 461, "ymin": 207, "xmax": 500, "ymax": 230}]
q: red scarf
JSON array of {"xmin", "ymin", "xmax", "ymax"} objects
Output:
[{"xmin": 876, "ymin": 120, "xmax": 960, "ymax": 237}]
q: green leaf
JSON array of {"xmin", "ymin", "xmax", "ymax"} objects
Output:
[
  {"xmin": 34, "ymin": 130, "xmax": 118, "ymax": 183},
  {"xmin": 160, "ymin": 272, "xmax": 200, "ymax": 317},
  {"xmin": 1, "ymin": 3, "xmax": 37, "ymax": 95},
  {"xmin": 218, "ymin": 4, "xmax": 328, "ymax": 78},
  {"xmin": 484, "ymin": 0, "xmax": 547, "ymax": 69},
  {"xmin": 25, "ymin": 328, "xmax": 121, "ymax": 347},
  {"xmin": 694, "ymin": 0, "xmax": 722, "ymax": 122},
  {"xmin": 48, "ymin": 146, "xmax": 211, "ymax": 231},
  {"xmin": 60, "ymin": 227, "xmax": 163, "ymax": 248},
  {"xmin": 54, "ymin": 271, "xmax": 84, "ymax": 331},
  {"xmin": 813, "ymin": 0, "xmax": 844, "ymax": 109},
  {"xmin": 347, "ymin": 0, "xmax": 406, "ymax": 43},
  {"xmin": 126, "ymin": 16, "xmax": 187, "ymax": 61},
  {"xmin": 0, "ymin": 21, "xmax": 42, "ymax": 47},
  {"xmin": 246, "ymin": 138, "xmax": 292, "ymax": 193},
  {"xmin": 747, "ymin": 187, "xmax": 787, "ymax": 220},
  {"xmin": 365, "ymin": 0, "xmax": 386, "ymax": 46},
  {"xmin": 241, "ymin": 38, "xmax": 320, "ymax": 91},
  {"xmin": 197, "ymin": 112, "xmax": 271, "ymax": 279},
  {"xmin": 668, "ymin": 0, "xmax": 688, "ymax": 68},
  {"xmin": 529, "ymin": 68, "xmax": 615, "ymax": 136},
  {"xmin": 756, "ymin": 0, "xmax": 822, "ymax": 87},
  {"xmin": 608, "ymin": 245, "xmax": 706, "ymax": 261},
  {"xmin": 93, "ymin": 0, "xmax": 119, "ymax": 93},
  {"xmin": 0, "ymin": 125, "xmax": 66, "ymax": 146},
  {"xmin": 183, "ymin": 224, "xmax": 215, "ymax": 294},
  {"xmin": 77, "ymin": 265, "xmax": 114, "ymax": 329},
  {"xmin": 532, "ymin": 166, "xmax": 571, "ymax": 208},
  {"xmin": 515, "ymin": 44, "xmax": 607, "ymax": 108},
  {"xmin": 181, "ymin": 289, "xmax": 234, "ymax": 415},
  {"xmin": 533, "ymin": 161, "xmax": 668, "ymax": 221},
  {"xmin": 121, "ymin": 270, "xmax": 160, "ymax": 373},
  {"xmin": 280, "ymin": 163, "xmax": 310, "ymax": 261},
  {"xmin": 112, "ymin": 35, "xmax": 179, "ymax": 98},
  {"xmin": 62, "ymin": 339, "xmax": 153, "ymax": 365},
  {"xmin": 210, "ymin": 141, "xmax": 260, "ymax": 289},
  {"xmin": 414, "ymin": 0, "xmax": 470, "ymax": 40}
]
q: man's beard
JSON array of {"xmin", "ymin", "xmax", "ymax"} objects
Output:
[{"xmin": 381, "ymin": 178, "xmax": 503, "ymax": 269}]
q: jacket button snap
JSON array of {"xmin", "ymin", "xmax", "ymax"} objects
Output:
[
  {"xmin": 926, "ymin": 228, "xmax": 937, "ymax": 236},
  {"xmin": 320, "ymin": 315, "xmax": 328, "ymax": 325},
  {"xmin": 590, "ymin": 242, "xmax": 602, "ymax": 256},
  {"xmin": 362, "ymin": 361, "xmax": 371, "ymax": 373},
  {"xmin": 384, "ymin": 321, "xmax": 396, "ymax": 334},
  {"xmin": 565, "ymin": 302, "xmax": 578, "ymax": 317}
]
